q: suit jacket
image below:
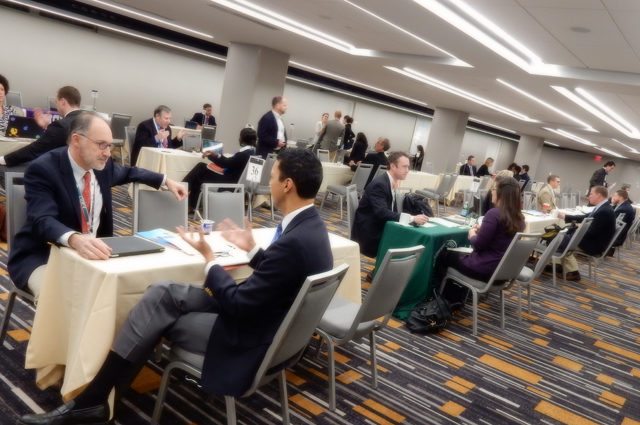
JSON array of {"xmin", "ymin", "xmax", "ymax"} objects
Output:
[
  {"xmin": 200, "ymin": 207, "xmax": 333, "ymax": 396},
  {"xmin": 131, "ymin": 118, "xmax": 182, "ymax": 166},
  {"xmin": 4, "ymin": 110, "xmax": 82, "ymax": 167},
  {"xmin": 360, "ymin": 151, "xmax": 389, "ymax": 185},
  {"xmin": 589, "ymin": 168, "xmax": 608, "ymax": 188},
  {"xmin": 211, "ymin": 147, "xmax": 255, "ymax": 183},
  {"xmin": 565, "ymin": 203, "xmax": 616, "ymax": 256},
  {"xmin": 256, "ymin": 111, "xmax": 286, "ymax": 159},
  {"xmin": 346, "ymin": 139, "xmax": 367, "ymax": 165},
  {"xmin": 613, "ymin": 200, "xmax": 636, "ymax": 246},
  {"xmin": 536, "ymin": 184, "xmax": 557, "ymax": 211},
  {"xmin": 190, "ymin": 112, "xmax": 217, "ymax": 127},
  {"xmin": 8, "ymin": 147, "xmax": 164, "ymax": 289},
  {"xmin": 476, "ymin": 164, "xmax": 491, "ymax": 177},
  {"xmin": 342, "ymin": 124, "xmax": 355, "ymax": 149},
  {"xmin": 352, "ymin": 173, "xmax": 400, "ymax": 257},
  {"xmin": 319, "ymin": 119, "xmax": 344, "ymax": 152},
  {"xmin": 459, "ymin": 163, "xmax": 477, "ymax": 176}
]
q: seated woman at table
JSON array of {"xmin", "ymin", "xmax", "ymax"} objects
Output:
[
  {"xmin": 476, "ymin": 157, "xmax": 494, "ymax": 177},
  {"xmin": 183, "ymin": 127, "xmax": 257, "ymax": 211},
  {"xmin": 434, "ymin": 176, "xmax": 524, "ymax": 305},
  {"xmin": 345, "ymin": 132, "xmax": 368, "ymax": 165},
  {"xmin": 0, "ymin": 74, "xmax": 25, "ymax": 135}
]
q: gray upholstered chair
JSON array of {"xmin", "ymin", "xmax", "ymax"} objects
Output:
[
  {"xmin": 345, "ymin": 184, "xmax": 358, "ymax": 235},
  {"xmin": 125, "ymin": 125, "xmax": 137, "ymax": 166},
  {"xmin": 373, "ymin": 165, "xmax": 388, "ymax": 180},
  {"xmin": 574, "ymin": 222, "xmax": 625, "ymax": 284},
  {"xmin": 316, "ymin": 149, "xmax": 330, "ymax": 163},
  {"xmin": 202, "ymin": 183, "xmax": 245, "ymax": 227},
  {"xmin": 242, "ymin": 156, "xmax": 276, "ymax": 221},
  {"xmin": 315, "ymin": 246, "xmax": 424, "ymax": 411},
  {"xmin": 441, "ymin": 232, "xmax": 541, "ymax": 336},
  {"xmin": 415, "ymin": 173, "xmax": 458, "ymax": 216},
  {"xmin": 320, "ymin": 163, "xmax": 373, "ymax": 219},
  {"xmin": 132, "ymin": 183, "xmax": 188, "ymax": 233},
  {"xmin": 150, "ymin": 264, "xmax": 349, "ymax": 425}
]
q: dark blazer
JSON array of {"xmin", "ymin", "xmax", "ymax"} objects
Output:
[
  {"xmin": 565, "ymin": 203, "xmax": 616, "ymax": 255},
  {"xmin": 131, "ymin": 118, "xmax": 183, "ymax": 166},
  {"xmin": 256, "ymin": 111, "xmax": 286, "ymax": 159},
  {"xmin": 459, "ymin": 163, "xmax": 477, "ymax": 176},
  {"xmin": 352, "ymin": 174, "xmax": 400, "ymax": 258},
  {"xmin": 519, "ymin": 172, "xmax": 530, "ymax": 188},
  {"xmin": 589, "ymin": 168, "xmax": 608, "ymax": 188},
  {"xmin": 4, "ymin": 110, "xmax": 82, "ymax": 167},
  {"xmin": 210, "ymin": 147, "xmax": 255, "ymax": 183},
  {"xmin": 8, "ymin": 147, "xmax": 164, "ymax": 289},
  {"xmin": 476, "ymin": 164, "xmax": 491, "ymax": 177},
  {"xmin": 346, "ymin": 139, "xmax": 368, "ymax": 165},
  {"xmin": 190, "ymin": 112, "xmax": 217, "ymax": 127},
  {"xmin": 613, "ymin": 200, "xmax": 636, "ymax": 246},
  {"xmin": 359, "ymin": 151, "xmax": 389, "ymax": 185},
  {"xmin": 200, "ymin": 207, "xmax": 333, "ymax": 396},
  {"xmin": 342, "ymin": 124, "xmax": 355, "ymax": 149}
]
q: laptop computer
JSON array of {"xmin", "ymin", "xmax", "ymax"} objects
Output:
[
  {"xmin": 4, "ymin": 116, "xmax": 45, "ymax": 139},
  {"xmin": 100, "ymin": 235, "xmax": 165, "ymax": 258},
  {"xmin": 184, "ymin": 120, "xmax": 198, "ymax": 129},
  {"xmin": 201, "ymin": 125, "xmax": 217, "ymax": 142}
]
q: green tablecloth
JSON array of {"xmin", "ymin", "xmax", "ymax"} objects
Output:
[{"xmin": 374, "ymin": 221, "xmax": 469, "ymax": 320}]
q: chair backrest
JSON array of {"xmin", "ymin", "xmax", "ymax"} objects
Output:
[
  {"xmin": 133, "ymin": 183, "xmax": 188, "ymax": 233},
  {"xmin": 522, "ymin": 180, "xmax": 533, "ymax": 192},
  {"xmin": 202, "ymin": 183, "xmax": 245, "ymax": 227},
  {"xmin": 6, "ymin": 91, "xmax": 22, "ymax": 108},
  {"xmin": 561, "ymin": 218, "xmax": 593, "ymax": 255},
  {"xmin": 374, "ymin": 165, "xmax": 388, "ymax": 180},
  {"xmin": 423, "ymin": 161, "xmax": 434, "ymax": 174},
  {"xmin": 615, "ymin": 213, "xmax": 626, "ymax": 227},
  {"xmin": 351, "ymin": 163, "xmax": 374, "ymax": 195},
  {"xmin": 560, "ymin": 193, "xmax": 570, "ymax": 209},
  {"xmin": 570, "ymin": 192, "xmax": 580, "ymax": 209},
  {"xmin": 444, "ymin": 173, "xmax": 458, "ymax": 193},
  {"xmin": 600, "ymin": 222, "xmax": 626, "ymax": 258},
  {"xmin": 628, "ymin": 215, "xmax": 640, "ymax": 239},
  {"xmin": 317, "ymin": 149, "xmax": 330, "ymax": 163},
  {"xmin": 433, "ymin": 174, "xmax": 450, "ymax": 194},
  {"xmin": 355, "ymin": 246, "xmax": 424, "ymax": 328},
  {"xmin": 478, "ymin": 175, "xmax": 491, "ymax": 191},
  {"xmin": 125, "ymin": 125, "xmax": 137, "ymax": 162},
  {"xmin": 345, "ymin": 184, "xmax": 358, "ymax": 235},
  {"xmin": 487, "ymin": 232, "xmax": 541, "ymax": 287},
  {"xmin": 518, "ymin": 180, "xmax": 526, "ymax": 191},
  {"xmin": 182, "ymin": 132, "xmax": 202, "ymax": 152},
  {"xmin": 5, "ymin": 172, "xmax": 26, "ymax": 251},
  {"xmin": 239, "ymin": 156, "xmax": 266, "ymax": 193},
  {"xmin": 110, "ymin": 113, "xmax": 132, "ymax": 141},
  {"xmin": 523, "ymin": 191, "xmax": 535, "ymax": 210},
  {"xmin": 259, "ymin": 156, "xmax": 276, "ymax": 186},
  {"xmin": 247, "ymin": 263, "xmax": 349, "ymax": 396},
  {"xmin": 530, "ymin": 229, "xmax": 567, "ymax": 278}
]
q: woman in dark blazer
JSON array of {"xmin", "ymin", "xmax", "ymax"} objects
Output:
[{"xmin": 344, "ymin": 132, "xmax": 368, "ymax": 165}]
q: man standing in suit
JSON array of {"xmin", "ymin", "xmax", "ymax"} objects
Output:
[
  {"xmin": 8, "ymin": 112, "xmax": 187, "ymax": 297},
  {"xmin": 190, "ymin": 103, "xmax": 217, "ymax": 128},
  {"xmin": 19, "ymin": 149, "xmax": 333, "ymax": 425},
  {"xmin": 130, "ymin": 105, "xmax": 184, "ymax": 166},
  {"xmin": 536, "ymin": 174, "xmax": 560, "ymax": 212},
  {"xmin": 609, "ymin": 189, "xmax": 636, "ymax": 253},
  {"xmin": 589, "ymin": 161, "xmax": 615, "ymax": 190},
  {"xmin": 0, "ymin": 86, "xmax": 82, "ymax": 166},
  {"xmin": 555, "ymin": 185, "xmax": 615, "ymax": 281},
  {"xmin": 459, "ymin": 155, "xmax": 477, "ymax": 176},
  {"xmin": 257, "ymin": 96, "xmax": 287, "ymax": 158},
  {"xmin": 318, "ymin": 110, "xmax": 344, "ymax": 161},
  {"xmin": 352, "ymin": 152, "xmax": 429, "ymax": 258}
]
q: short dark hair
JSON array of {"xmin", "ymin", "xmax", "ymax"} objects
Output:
[
  {"xmin": 344, "ymin": 115, "xmax": 353, "ymax": 124},
  {"xmin": 547, "ymin": 174, "xmax": 559, "ymax": 183},
  {"xmin": 271, "ymin": 96, "xmax": 283, "ymax": 107},
  {"xmin": 68, "ymin": 111, "xmax": 108, "ymax": 143},
  {"xmin": 203, "ymin": 103, "xmax": 212, "ymax": 109},
  {"xmin": 388, "ymin": 151, "xmax": 409, "ymax": 165},
  {"xmin": 154, "ymin": 105, "xmax": 171, "ymax": 116},
  {"xmin": 239, "ymin": 127, "xmax": 257, "ymax": 147},
  {"xmin": 590, "ymin": 185, "xmax": 608, "ymax": 198},
  {"xmin": 0, "ymin": 74, "xmax": 9, "ymax": 94},
  {"xmin": 277, "ymin": 148, "xmax": 322, "ymax": 199},
  {"xmin": 522, "ymin": 164, "xmax": 529, "ymax": 172},
  {"xmin": 57, "ymin": 86, "xmax": 81, "ymax": 106},
  {"xmin": 514, "ymin": 165, "xmax": 522, "ymax": 174},
  {"xmin": 615, "ymin": 189, "xmax": 629, "ymax": 200},
  {"xmin": 467, "ymin": 155, "xmax": 475, "ymax": 161},
  {"xmin": 604, "ymin": 161, "xmax": 616, "ymax": 167},
  {"xmin": 379, "ymin": 138, "xmax": 390, "ymax": 151}
]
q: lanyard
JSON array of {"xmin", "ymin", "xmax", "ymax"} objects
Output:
[{"xmin": 77, "ymin": 175, "xmax": 96, "ymax": 234}]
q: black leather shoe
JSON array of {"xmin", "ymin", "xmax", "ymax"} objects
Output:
[
  {"xmin": 565, "ymin": 271, "xmax": 581, "ymax": 282},
  {"xmin": 19, "ymin": 401, "xmax": 110, "ymax": 425}
]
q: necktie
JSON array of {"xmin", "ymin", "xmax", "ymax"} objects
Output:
[
  {"xmin": 81, "ymin": 171, "xmax": 92, "ymax": 233},
  {"xmin": 271, "ymin": 223, "xmax": 283, "ymax": 243}
]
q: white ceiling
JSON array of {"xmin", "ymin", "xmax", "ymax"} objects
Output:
[{"xmin": 74, "ymin": 0, "xmax": 640, "ymax": 158}]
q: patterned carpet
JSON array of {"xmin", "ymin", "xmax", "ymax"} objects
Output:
[{"xmin": 0, "ymin": 185, "xmax": 639, "ymax": 425}]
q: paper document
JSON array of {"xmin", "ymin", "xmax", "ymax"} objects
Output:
[
  {"xmin": 136, "ymin": 228, "xmax": 199, "ymax": 255},
  {"xmin": 429, "ymin": 217, "xmax": 462, "ymax": 228}
]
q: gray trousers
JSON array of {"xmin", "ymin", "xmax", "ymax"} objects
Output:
[{"xmin": 112, "ymin": 282, "xmax": 218, "ymax": 364}]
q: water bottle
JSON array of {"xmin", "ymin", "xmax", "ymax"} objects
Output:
[{"xmin": 462, "ymin": 201, "xmax": 470, "ymax": 225}]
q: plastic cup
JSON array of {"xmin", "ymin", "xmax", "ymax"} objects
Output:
[{"xmin": 200, "ymin": 219, "xmax": 215, "ymax": 235}]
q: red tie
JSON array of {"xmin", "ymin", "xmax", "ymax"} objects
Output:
[{"xmin": 81, "ymin": 171, "xmax": 92, "ymax": 233}]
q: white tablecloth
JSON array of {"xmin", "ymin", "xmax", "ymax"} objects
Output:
[
  {"xmin": 0, "ymin": 137, "xmax": 34, "ymax": 156},
  {"xmin": 25, "ymin": 227, "xmax": 361, "ymax": 398},
  {"xmin": 523, "ymin": 214, "xmax": 561, "ymax": 234},
  {"xmin": 136, "ymin": 147, "xmax": 207, "ymax": 181},
  {"xmin": 447, "ymin": 175, "xmax": 476, "ymax": 203},
  {"xmin": 320, "ymin": 162, "xmax": 353, "ymax": 192},
  {"xmin": 399, "ymin": 171, "xmax": 439, "ymax": 192}
]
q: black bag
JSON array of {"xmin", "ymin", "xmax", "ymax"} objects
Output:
[
  {"xmin": 541, "ymin": 222, "xmax": 577, "ymax": 244},
  {"xmin": 406, "ymin": 290, "xmax": 452, "ymax": 334},
  {"xmin": 403, "ymin": 193, "xmax": 434, "ymax": 217}
]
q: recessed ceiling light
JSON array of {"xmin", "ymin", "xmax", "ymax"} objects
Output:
[{"xmin": 543, "ymin": 127, "xmax": 596, "ymax": 146}]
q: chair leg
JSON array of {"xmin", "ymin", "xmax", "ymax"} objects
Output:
[
  {"xmin": 316, "ymin": 329, "xmax": 337, "ymax": 411},
  {"xmin": 471, "ymin": 290, "xmax": 479, "ymax": 336},
  {"xmin": 369, "ymin": 330, "xmax": 378, "ymax": 389},
  {"xmin": 0, "ymin": 291, "xmax": 18, "ymax": 346},
  {"xmin": 499, "ymin": 289, "xmax": 505, "ymax": 330},
  {"xmin": 527, "ymin": 284, "xmax": 532, "ymax": 314},
  {"xmin": 151, "ymin": 362, "xmax": 178, "ymax": 424},
  {"xmin": 339, "ymin": 195, "xmax": 344, "ymax": 220},
  {"xmin": 193, "ymin": 192, "xmax": 202, "ymax": 220},
  {"xmin": 320, "ymin": 192, "xmax": 329, "ymax": 210},
  {"xmin": 225, "ymin": 396, "xmax": 237, "ymax": 425},
  {"xmin": 247, "ymin": 194, "xmax": 253, "ymax": 222},
  {"xmin": 516, "ymin": 282, "xmax": 522, "ymax": 323},
  {"xmin": 552, "ymin": 261, "xmax": 557, "ymax": 287},
  {"xmin": 278, "ymin": 370, "xmax": 290, "ymax": 425}
]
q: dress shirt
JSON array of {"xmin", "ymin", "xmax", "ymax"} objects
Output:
[
  {"xmin": 387, "ymin": 172, "xmax": 397, "ymax": 211},
  {"xmin": 273, "ymin": 110, "xmax": 285, "ymax": 142}
]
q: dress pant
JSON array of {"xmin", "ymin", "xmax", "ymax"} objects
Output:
[{"xmin": 183, "ymin": 163, "xmax": 228, "ymax": 209}]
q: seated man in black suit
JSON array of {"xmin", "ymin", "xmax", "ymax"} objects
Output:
[
  {"xmin": 19, "ymin": 148, "xmax": 333, "ymax": 425},
  {"xmin": 8, "ymin": 112, "xmax": 187, "ymax": 298},
  {"xmin": 609, "ymin": 189, "xmax": 636, "ymax": 254},
  {"xmin": 352, "ymin": 151, "xmax": 429, "ymax": 258},
  {"xmin": 190, "ymin": 102, "xmax": 217, "ymax": 128},
  {"xmin": 458, "ymin": 155, "xmax": 477, "ymax": 176},
  {"xmin": 555, "ymin": 185, "xmax": 616, "ymax": 281},
  {"xmin": 183, "ymin": 127, "xmax": 257, "ymax": 210},
  {"xmin": 354, "ymin": 137, "xmax": 390, "ymax": 186},
  {"xmin": 130, "ymin": 105, "xmax": 184, "ymax": 166}
]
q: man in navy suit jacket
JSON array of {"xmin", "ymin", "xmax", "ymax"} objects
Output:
[
  {"xmin": 19, "ymin": 149, "xmax": 333, "ymax": 425},
  {"xmin": 131, "ymin": 105, "xmax": 184, "ymax": 166},
  {"xmin": 611, "ymin": 189, "xmax": 636, "ymax": 249},
  {"xmin": 256, "ymin": 96, "xmax": 287, "ymax": 158},
  {"xmin": 8, "ymin": 112, "xmax": 187, "ymax": 297},
  {"xmin": 190, "ymin": 103, "xmax": 217, "ymax": 127}
]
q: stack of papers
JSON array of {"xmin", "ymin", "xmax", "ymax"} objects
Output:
[
  {"xmin": 429, "ymin": 217, "xmax": 463, "ymax": 228},
  {"xmin": 136, "ymin": 228, "xmax": 199, "ymax": 255}
]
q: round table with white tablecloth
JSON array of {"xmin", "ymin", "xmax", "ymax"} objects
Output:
[{"xmin": 320, "ymin": 162, "xmax": 354, "ymax": 192}]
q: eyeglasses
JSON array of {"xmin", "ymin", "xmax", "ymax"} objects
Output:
[{"xmin": 78, "ymin": 134, "xmax": 114, "ymax": 151}]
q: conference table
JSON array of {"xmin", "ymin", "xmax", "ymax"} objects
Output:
[
  {"xmin": 135, "ymin": 147, "xmax": 208, "ymax": 181},
  {"xmin": 320, "ymin": 162, "xmax": 354, "ymax": 192},
  {"xmin": 399, "ymin": 170, "xmax": 439, "ymax": 192},
  {"xmin": 0, "ymin": 136, "xmax": 35, "ymax": 156},
  {"xmin": 25, "ymin": 227, "xmax": 361, "ymax": 399}
]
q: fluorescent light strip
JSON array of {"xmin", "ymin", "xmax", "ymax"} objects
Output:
[
  {"xmin": 469, "ymin": 117, "xmax": 517, "ymax": 134},
  {"xmin": 466, "ymin": 126, "xmax": 519, "ymax": 142},
  {"xmin": 544, "ymin": 141, "xmax": 559, "ymax": 147},
  {"xmin": 611, "ymin": 138, "xmax": 639, "ymax": 154},
  {"xmin": 574, "ymin": 88, "xmax": 640, "ymax": 138},
  {"xmin": 552, "ymin": 86, "xmax": 640, "ymax": 139},
  {"xmin": 289, "ymin": 61, "xmax": 427, "ymax": 106},
  {"xmin": 286, "ymin": 76, "xmax": 432, "ymax": 118},
  {"xmin": 387, "ymin": 66, "xmax": 537, "ymax": 122},
  {"xmin": 414, "ymin": 0, "xmax": 540, "ymax": 70},
  {"xmin": 88, "ymin": 0, "xmax": 213, "ymax": 39},
  {"xmin": 7, "ymin": 0, "xmax": 226, "ymax": 62},
  {"xmin": 543, "ymin": 127, "xmax": 596, "ymax": 147},
  {"xmin": 596, "ymin": 147, "xmax": 626, "ymax": 159},
  {"xmin": 496, "ymin": 79, "xmax": 595, "ymax": 132}
]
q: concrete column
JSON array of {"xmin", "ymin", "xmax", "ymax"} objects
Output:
[
  {"xmin": 423, "ymin": 108, "xmax": 469, "ymax": 174},
  {"xmin": 513, "ymin": 135, "xmax": 544, "ymax": 174},
  {"xmin": 217, "ymin": 43, "xmax": 290, "ymax": 149}
]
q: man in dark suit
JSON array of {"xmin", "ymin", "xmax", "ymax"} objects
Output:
[
  {"xmin": 610, "ymin": 189, "xmax": 636, "ymax": 251},
  {"xmin": 556, "ymin": 185, "xmax": 615, "ymax": 281},
  {"xmin": 130, "ymin": 105, "xmax": 184, "ymax": 166},
  {"xmin": 256, "ymin": 96, "xmax": 287, "ymax": 158},
  {"xmin": 589, "ymin": 160, "xmax": 615, "ymax": 191},
  {"xmin": 183, "ymin": 127, "xmax": 257, "ymax": 210},
  {"xmin": 19, "ymin": 149, "xmax": 333, "ymax": 425},
  {"xmin": 458, "ymin": 155, "xmax": 477, "ymax": 176},
  {"xmin": 356, "ymin": 137, "xmax": 390, "ymax": 186},
  {"xmin": 8, "ymin": 112, "xmax": 186, "ymax": 297},
  {"xmin": 0, "ymin": 86, "xmax": 82, "ymax": 167},
  {"xmin": 190, "ymin": 103, "xmax": 217, "ymax": 128},
  {"xmin": 352, "ymin": 152, "xmax": 429, "ymax": 258}
]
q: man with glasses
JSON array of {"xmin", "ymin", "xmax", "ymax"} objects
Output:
[{"xmin": 8, "ymin": 111, "xmax": 187, "ymax": 297}]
